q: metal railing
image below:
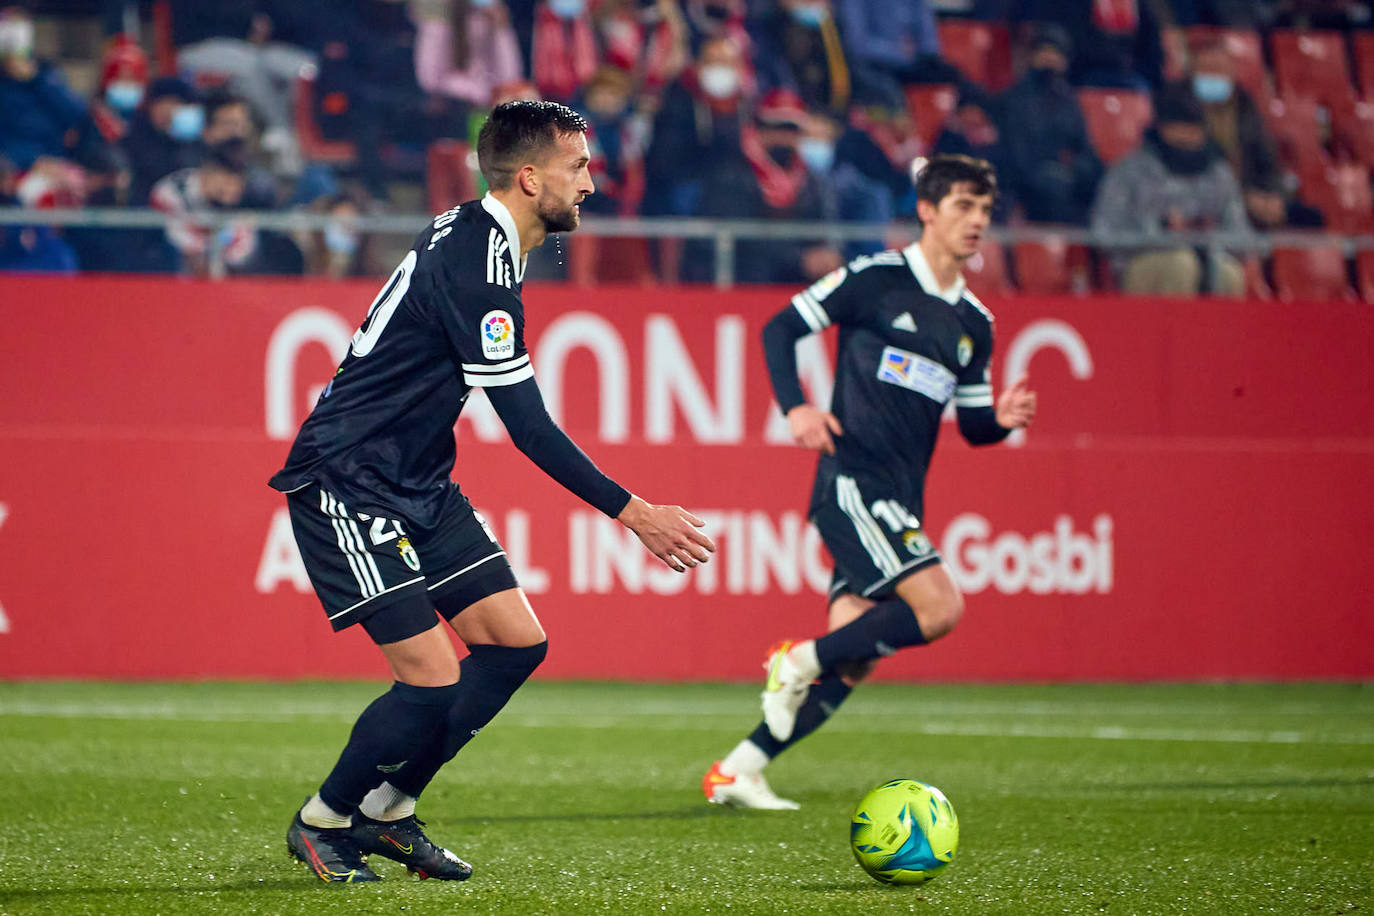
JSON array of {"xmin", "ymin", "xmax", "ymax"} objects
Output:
[{"xmin": 3, "ymin": 205, "xmax": 1370, "ymax": 289}]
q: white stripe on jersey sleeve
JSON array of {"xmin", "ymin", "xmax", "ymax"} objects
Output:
[
  {"xmin": 464, "ymin": 364, "xmax": 535, "ymax": 387},
  {"xmin": 462, "ymin": 354, "xmax": 530, "ymax": 375},
  {"xmin": 953, "ymin": 383, "xmax": 993, "ymax": 407},
  {"xmin": 791, "ymin": 291, "xmax": 830, "ymax": 332}
]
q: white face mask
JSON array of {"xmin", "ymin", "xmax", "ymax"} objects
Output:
[
  {"xmin": 698, "ymin": 64, "xmax": 739, "ymax": 100},
  {"xmin": 0, "ymin": 17, "xmax": 35, "ymax": 57}
]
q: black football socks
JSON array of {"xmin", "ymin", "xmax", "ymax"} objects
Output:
[
  {"xmin": 813, "ymin": 597, "xmax": 927, "ymax": 671},
  {"xmin": 748, "ymin": 672, "xmax": 854, "ymax": 759}
]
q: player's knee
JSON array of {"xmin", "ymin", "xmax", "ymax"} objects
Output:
[{"xmin": 916, "ymin": 591, "xmax": 964, "ymax": 642}]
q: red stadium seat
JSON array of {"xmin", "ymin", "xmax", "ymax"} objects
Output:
[
  {"xmin": 1270, "ymin": 245, "xmax": 1355, "ymax": 302},
  {"xmin": 1078, "ymin": 89, "xmax": 1152, "ymax": 164},
  {"xmin": 1013, "ymin": 237, "xmax": 1076, "ymax": 295},
  {"xmin": 1270, "ymin": 30, "xmax": 1355, "ymax": 108},
  {"xmin": 151, "ymin": 0, "xmax": 176, "ymax": 76},
  {"xmin": 294, "ymin": 67, "xmax": 357, "ymax": 165},
  {"xmin": 963, "ymin": 238, "xmax": 1012, "ymax": 296},
  {"xmin": 1262, "ymin": 94, "xmax": 1325, "ymax": 176},
  {"xmin": 426, "ymin": 140, "xmax": 476, "ymax": 214},
  {"xmin": 1186, "ymin": 27, "xmax": 1269, "ymax": 102},
  {"xmin": 1355, "ymin": 33, "xmax": 1374, "ymax": 99},
  {"xmin": 937, "ymin": 21, "xmax": 1013, "ymax": 90},
  {"xmin": 1297, "ymin": 161, "xmax": 1374, "ymax": 234},
  {"xmin": 905, "ymin": 84, "xmax": 957, "ymax": 149},
  {"xmin": 1355, "ymin": 249, "xmax": 1374, "ymax": 303}
]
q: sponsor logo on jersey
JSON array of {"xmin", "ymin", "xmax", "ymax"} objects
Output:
[
  {"xmin": 481, "ymin": 310, "xmax": 515, "ymax": 359},
  {"xmin": 876, "ymin": 346, "xmax": 957, "ymax": 404},
  {"xmin": 486, "ymin": 227, "xmax": 513, "ymax": 288},
  {"xmin": 957, "ymin": 334, "xmax": 973, "ymax": 367},
  {"xmin": 808, "ymin": 266, "xmax": 847, "ymax": 301},
  {"xmin": 902, "ymin": 528, "xmax": 933, "ymax": 556},
  {"xmin": 891, "ymin": 312, "xmax": 917, "ymax": 333}
]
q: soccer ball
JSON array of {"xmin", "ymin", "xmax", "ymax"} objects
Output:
[{"xmin": 850, "ymin": 779, "xmax": 959, "ymax": 885}]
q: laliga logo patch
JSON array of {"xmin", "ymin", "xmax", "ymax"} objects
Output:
[
  {"xmin": 957, "ymin": 334, "xmax": 974, "ymax": 368},
  {"xmin": 809, "ymin": 266, "xmax": 847, "ymax": 302},
  {"xmin": 481, "ymin": 309, "xmax": 515, "ymax": 359},
  {"xmin": 903, "ymin": 529, "xmax": 932, "ymax": 557}
]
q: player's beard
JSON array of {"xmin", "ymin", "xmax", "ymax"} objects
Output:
[{"xmin": 537, "ymin": 192, "xmax": 580, "ymax": 234}]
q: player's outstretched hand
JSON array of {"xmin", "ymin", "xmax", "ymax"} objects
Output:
[
  {"xmin": 787, "ymin": 404, "xmax": 843, "ymax": 454},
  {"xmin": 995, "ymin": 375, "xmax": 1037, "ymax": 430},
  {"xmin": 618, "ymin": 496, "xmax": 716, "ymax": 573}
]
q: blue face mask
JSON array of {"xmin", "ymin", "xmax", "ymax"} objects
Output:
[
  {"xmin": 471, "ymin": 0, "xmax": 496, "ymax": 7},
  {"xmin": 324, "ymin": 223, "xmax": 360, "ymax": 255},
  {"xmin": 798, "ymin": 137, "xmax": 834, "ymax": 173},
  {"xmin": 106, "ymin": 81, "xmax": 143, "ymax": 113},
  {"xmin": 169, "ymin": 103, "xmax": 204, "ymax": 141},
  {"xmin": 789, "ymin": 4, "xmax": 825, "ymax": 27},
  {"xmin": 549, "ymin": 0, "xmax": 585, "ymax": 18},
  {"xmin": 1192, "ymin": 73, "xmax": 1233, "ymax": 104}
]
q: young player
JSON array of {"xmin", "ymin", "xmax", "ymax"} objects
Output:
[
  {"xmin": 271, "ymin": 101, "xmax": 714, "ymax": 882},
  {"xmin": 702, "ymin": 154, "xmax": 1037, "ymax": 809}
]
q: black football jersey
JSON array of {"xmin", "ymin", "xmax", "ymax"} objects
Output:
[
  {"xmin": 791, "ymin": 244, "xmax": 997, "ymax": 511},
  {"xmin": 269, "ymin": 196, "xmax": 535, "ymax": 528}
]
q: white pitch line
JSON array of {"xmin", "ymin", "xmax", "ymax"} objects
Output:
[{"xmin": 2, "ymin": 702, "xmax": 1371, "ymax": 746}]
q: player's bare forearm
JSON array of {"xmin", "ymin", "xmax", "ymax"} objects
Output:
[{"xmin": 617, "ymin": 496, "xmax": 716, "ymax": 573}]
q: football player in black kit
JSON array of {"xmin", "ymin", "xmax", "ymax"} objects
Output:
[
  {"xmin": 703, "ymin": 155, "xmax": 1037, "ymax": 809},
  {"xmin": 270, "ymin": 101, "xmax": 714, "ymax": 881}
]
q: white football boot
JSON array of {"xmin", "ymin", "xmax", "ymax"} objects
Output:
[
  {"xmin": 760, "ymin": 640, "xmax": 819, "ymax": 742},
  {"xmin": 702, "ymin": 761, "xmax": 800, "ymax": 810}
]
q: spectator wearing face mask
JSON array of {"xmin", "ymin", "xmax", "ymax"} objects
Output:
[
  {"xmin": 691, "ymin": 88, "xmax": 841, "ymax": 284},
  {"xmin": 122, "ymin": 77, "xmax": 204, "ymax": 206},
  {"xmin": 594, "ymin": 0, "xmax": 690, "ymax": 97},
  {"xmin": 1091, "ymin": 83, "xmax": 1252, "ymax": 296},
  {"xmin": 532, "ymin": 0, "xmax": 598, "ymax": 101},
  {"xmin": 0, "ymin": 6, "xmax": 100, "ymax": 172},
  {"xmin": 995, "ymin": 25, "xmax": 1103, "ymax": 224},
  {"xmin": 1187, "ymin": 42, "xmax": 1319, "ymax": 230},
  {"xmin": 752, "ymin": 0, "xmax": 851, "ymax": 117},
  {"xmin": 89, "ymin": 34, "xmax": 148, "ymax": 147}
]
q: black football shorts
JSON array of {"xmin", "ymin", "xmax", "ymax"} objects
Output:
[
  {"xmin": 286, "ymin": 482, "xmax": 518, "ymax": 639},
  {"xmin": 811, "ymin": 471, "xmax": 942, "ymax": 602}
]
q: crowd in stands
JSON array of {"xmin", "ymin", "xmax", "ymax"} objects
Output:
[{"xmin": 1, "ymin": 0, "xmax": 1373, "ymax": 298}]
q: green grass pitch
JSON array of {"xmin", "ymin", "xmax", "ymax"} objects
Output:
[{"xmin": 0, "ymin": 681, "xmax": 1370, "ymax": 915}]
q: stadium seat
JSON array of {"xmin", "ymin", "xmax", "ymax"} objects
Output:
[
  {"xmin": 1354, "ymin": 33, "xmax": 1374, "ymax": 99},
  {"xmin": 937, "ymin": 21, "xmax": 1013, "ymax": 90},
  {"xmin": 1297, "ymin": 160, "xmax": 1374, "ymax": 234},
  {"xmin": 1077, "ymin": 89, "xmax": 1152, "ymax": 164},
  {"xmin": 1263, "ymin": 94, "xmax": 1326, "ymax": 176},
  {"xmin": 1270, "ymin": 245, "xmax": 1355, "ymax": 302},
  {"xmin": 963, "ymin": 238, "xmax": 1012, "ymax": 296},
  {"xmin": 1270, "ymin": 29, "xmax": 1355, "ymax": 109},
  {"xmin": 1355, "ymin": 249, "xmax": 1374, "ymax": 303},
  {"xmin": 1013, "ymin": 237, "xmax": 1078, "ymax": 295},
  {"xmin": 294, "ymin": 66, "xmax": 357, "ymax": 165},
  {"xmin": 1185, "ymin": 26, "xmax": 1269, "ymax": 102},
  {"xmin": 905, "ymin": 84, "xmax": 957, "ymax": 149},
  {"xmin": 426, "ymin": 140, "xmax": 476, "ymax": 215}
]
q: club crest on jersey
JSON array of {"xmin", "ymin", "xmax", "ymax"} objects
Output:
[
  {"xmin": 903, "ymin": 528, "xmax": 933, "ymax": 557},
  {"xmin": 397, "ymin": 536, "xmax": 421, "ymax": 571},
  {"xmin": 957, "ymin": 334, "xmax": 974, "ymax": 367},
  {"xmin": 481, "ymin": 310, "xmax": 515, "ymax": 358}
]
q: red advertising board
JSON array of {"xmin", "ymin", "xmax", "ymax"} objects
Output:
[{"xmin": 0, "ymin": 275, "xmax": 1370, "ymax": 681}]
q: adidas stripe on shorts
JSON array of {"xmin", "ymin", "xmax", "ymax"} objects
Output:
[{"xmin": 811, "ymin": 472, "xmax": 942, "ymax": 601}]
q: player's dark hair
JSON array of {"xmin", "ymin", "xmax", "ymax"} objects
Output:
[
  {"xmin": 913, "ymin": 154, "xmax": 997, "ymax": 213},
  {"xmin": 477, "ymin": 100, "xmax": 589, "ymax": 191}
]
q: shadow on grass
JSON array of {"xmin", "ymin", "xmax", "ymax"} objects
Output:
[
  {"xmin": 444, "ymin": 805, "xmax": 764, "ymax": 826},
  {"xmin": 0, "ymin": 876, "xmax": 338, "ymax": 901}
]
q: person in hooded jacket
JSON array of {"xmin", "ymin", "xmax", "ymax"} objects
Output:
[{"xmin": 1090, "ymin": 83, "xmax": 1252, "ymax": 296}]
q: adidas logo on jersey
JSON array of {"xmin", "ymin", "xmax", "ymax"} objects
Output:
[
  {"xmin": 486, "ymin": 228, "xmax": 513, "ymax": 288},
  {"xmin": 891, "ymin": 312, "xmax": 917, "ymax": 332}
]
